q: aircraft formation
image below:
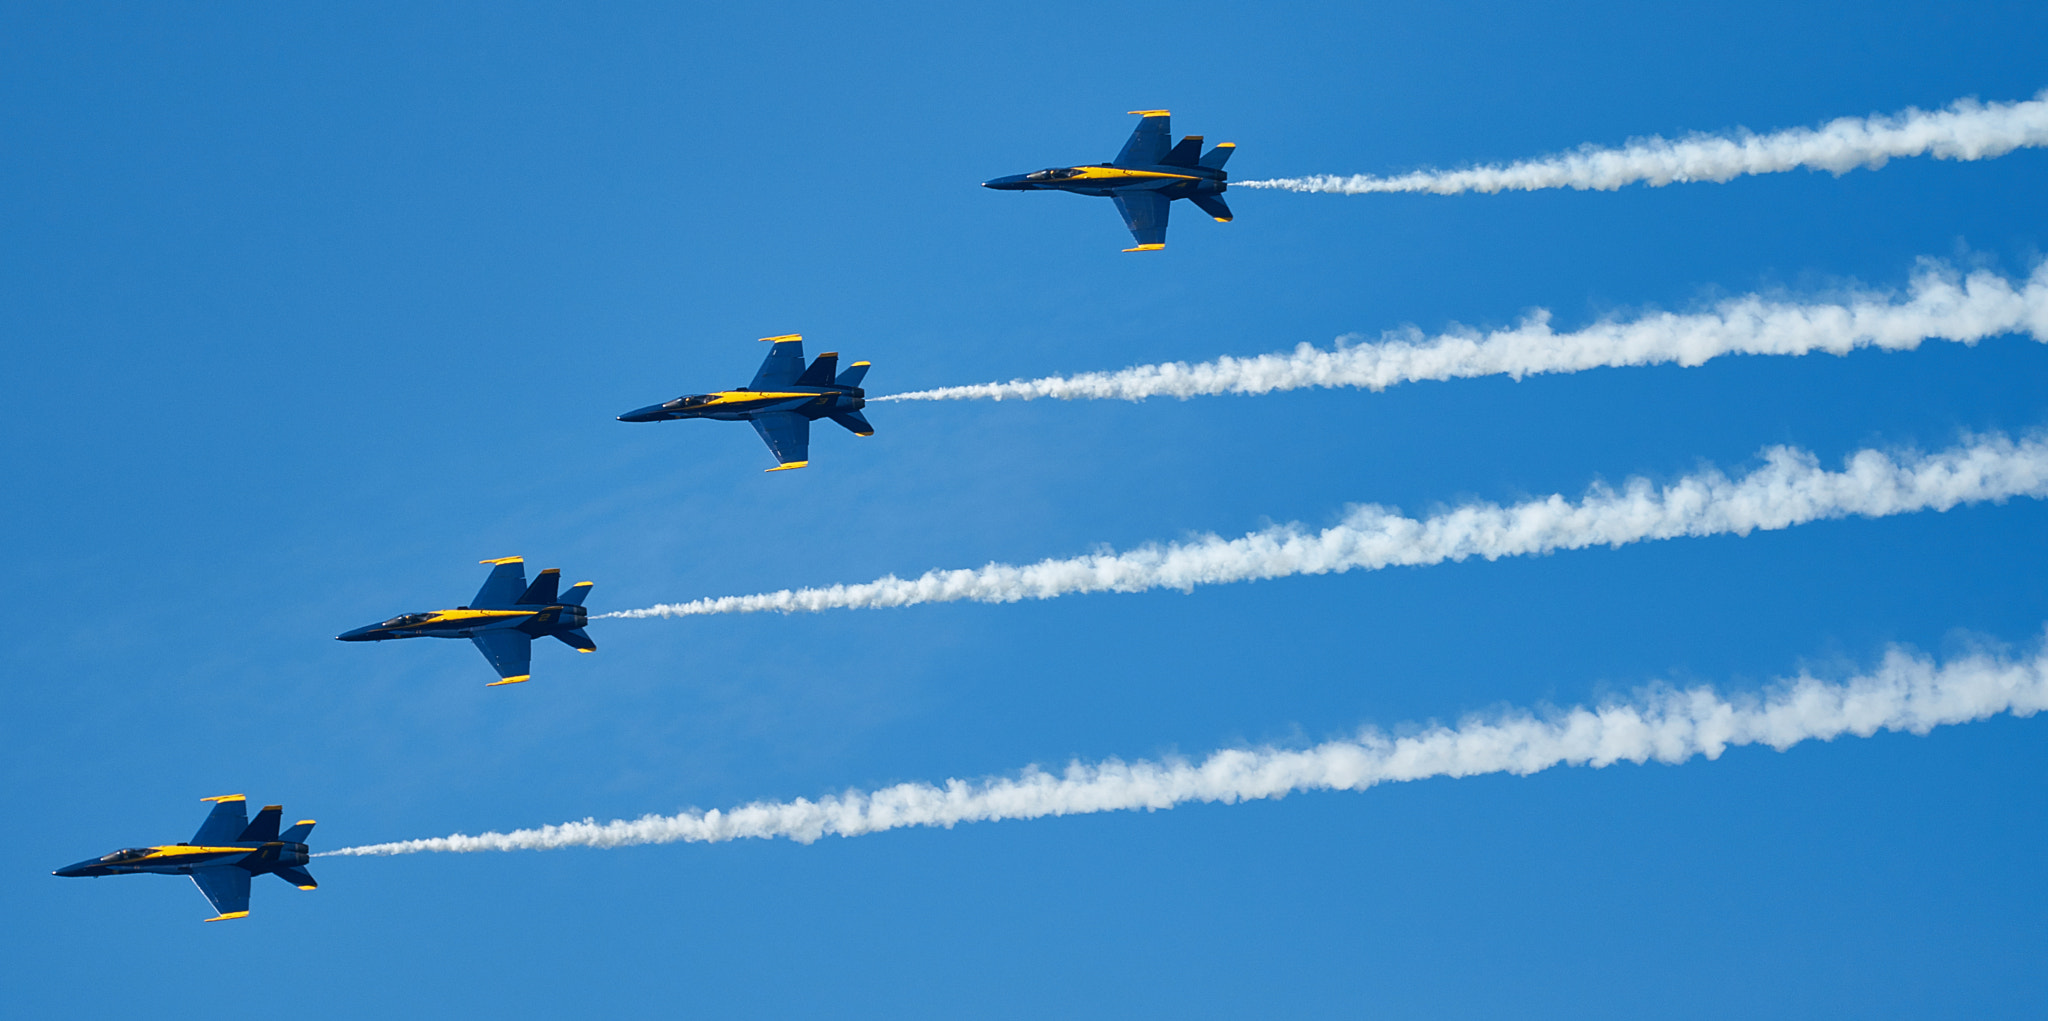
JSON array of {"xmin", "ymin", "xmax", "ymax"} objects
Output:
[{"xmin": 60, "ymin": 110, "xmax": 1225, "ymax": 919}]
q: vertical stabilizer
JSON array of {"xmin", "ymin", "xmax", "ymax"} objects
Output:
[
  {"xmin": 517, "ymin": 568, "xmax": 561, "ymax": 606},
  {"xmin": 236, "ymin": 805, "xmax": 283, "ymax": 843},
  {"xmin": 559, "ymin": 580, "xmax": 594, "ymax": 606},
  {"xmin": 1160, "ymin": 135, "xmax": 1205, "ymax": 167},
  {"xmin": 1198, "ymin": 142, "xmax": 1235, "ymax": 169},
  {"xmin": 835, "ymin": 361, "xmax": 870, "ymax": 388},
  {"xmin": 796, "ymin": 352, "xmax": 840, "ymax": 386}
]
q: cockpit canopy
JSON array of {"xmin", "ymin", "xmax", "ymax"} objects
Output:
[
  {"xmin": 1025, "ymin": 167, "xmax": 1085, "ymax": 181},
  {"xmin": 662, "ymin": 395, "xmax": 717, "ymax": 409},
  {"xmin": 98, "ymin": 847, "xmax": 153, "ymax": 862},
  {"xmin": 380, "ymin": 613, "xmax": 435, "ymax": 628}
]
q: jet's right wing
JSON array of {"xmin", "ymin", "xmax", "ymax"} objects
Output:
[
  {"xmin": 1115, "ymin": 110, "xmax": 1172, "ymax": 166},
  {"xmin": 1112, "ymin": 191, "xmax": 1171, "ymax": 251},
  {"xmin": 471, "ymin": 630, "xmax": 533, "ymax": 686},
  {"xmin": 749, "ymin": 335, "xmax": 806, "ymax": 388},
  {"xmin": 750, "ymin": 411, "xmax": 811, "ymax": 471},
  {"xmin": 191, "ymin": 867, "xmax": 251, "ymax": 921},
  {"xmin": 472, "ymin": 557, "xmax": 528, "ymax": 609}
]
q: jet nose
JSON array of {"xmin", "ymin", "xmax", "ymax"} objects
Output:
[
  {"xmin": 335, "ymin": 624, "xmax": 378, "ymax": 641},
  {"xmin": 53, "ymin": 861, "xmax": 96, "ymax": 877},
  {"xmin": 617, "ymin": 404, "xmax": 668, "ymax": 423},
  {"xmin": 982, "ymin": 175, "xmax": 1031, "ymax": 190}
]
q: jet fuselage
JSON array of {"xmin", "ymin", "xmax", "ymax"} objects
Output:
[
  {"xmin": 54, "ymin": 841, "xmax": 311, "ymax": 879},
  {"xmin": 616, "ymin": 385, "xmax": 866, "ymax": 425},
  {"xmin": 981, "ymin": 162, "xmax": 1228, "ymax": 200},
  {"xmin": 336, "ymin": 603, "xmax": 589, "ymax": 643}
]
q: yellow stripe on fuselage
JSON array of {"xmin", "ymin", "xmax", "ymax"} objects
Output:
[
  {"xmin": 422, "ymin": 609, "xmax": 534, "ymax": 624},
  {"xmin": 143, "ymin": 845, "xmax": 256, "ymax": 861},
  {"xmin": 1065, "ymin": 167, "xmax": 1199, "ymax": 182},
  {"xmin": 700, "ymin": 391, "xmax": 824, "ymax": 407}
]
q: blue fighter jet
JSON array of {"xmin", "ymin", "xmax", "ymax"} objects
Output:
[
  {"xmin": 54, "ymin": 794, "xmax": 317, "ymax": 921},
  {"xmin": 337, "ymin": 556, "xmax": 595, "ymax": 686},
  {"xmin": 982, "ymin": 110, "xmax": 1235, "ymax": 251},
  {"xmin": 617, "ymin": 334, "xmax": 872, "ymax": 472}
]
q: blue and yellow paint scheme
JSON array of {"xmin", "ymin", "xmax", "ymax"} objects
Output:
[
  {"xmin": 982, "ymin": 110, "xmax": 1236, "ymax": 251},
  {"xmin": 336, "ymin": 556, "xmax": 596, "ymax": 686},
  {"xmin": 53, "ymin": 794, "xmax": 318, "ymax": 921},
  {"xmin": 617, "ymin": 334, "xmax": 872, "ymax": 472}
]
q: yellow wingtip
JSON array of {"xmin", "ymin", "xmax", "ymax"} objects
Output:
[
  {"xmin": 479, "ymin": 556, "xmax": 524, "ymax": 565},
  {"xmin": 200, "ymin": 794, "xmax": 245, "ymax": 803},
  {"xmin": 850, "ymin": 361, "xmax": 871, "ymax": 367},
  {"xmin": 759, "ymin": 334, "xmax": 803, "ymax": 343},
  {"xmin": 296, "ymin": 885, "xmax": 317, "ymax": 891},
  {"xmin": 576, "ymin": 648, "xmax": 594, "ymax": 653},
  {"xmin": 204, "ymin": 911, "xmax": 250, "ymax": 922},
  {"xmin": 296, "ymin": 820, "xmax": 316, "ymax": 826},
  {"xmin": 571, "ymin": 581, "xmax": 594, "ymax": 587},
  {"xmin": 486, "ymin": 675, "xmax": 532, "ymax": 687},
  {"xmin": 1122, "ymin": 243, "xmax": 1166, "ymax": 252},
  {"xmin": 1127, "ymin": 109, "xmax": 1170, "ymax": 116},
  {"xmin": 1215, "ymin": 142, "xmax": 1236, "ymax": 148},
  {"xmin": 765, "ymin": 461, "xmax": 810, "ymax": 472},
  {"xmin": 1213, "ymin": 217, "xmax": 1231, "ymax": 222}
]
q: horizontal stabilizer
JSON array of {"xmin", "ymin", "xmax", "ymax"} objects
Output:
[
  {"xmin": 192, "ymin": 795, "xmax": 249, "ymax": 844},
  {"xmin": 1189, "ymin": 193, "xmax": 1233, "ymax": 222},
  {"xmin": 835, "ymin": 361, "xmax": 870, "ymax": 388},
  {"xmin": 274, "ymin": 866, "xmax": 318, "ymax": 891},
  {"xmin": 830, "ymin": 409, "xmax": 874, "ymax": 436},
  {"xmin": 237, "ymin": 805, "xmax": 283, "ymax": 843},
  {"xmin": 796, "ymin": 352, "xmax": 839, "ymax": 387},
  {"xmin": 559, "ymin": 580, "xmax": 594, "ymax": 606},
  {"xmin": 517, "ymin": 568, "xmax": 561, "ymax": 606},
  {"xmin": 556, "ymin": 628, "xmax": 597, "ymax": 652},
  {"xmin": 1160, "ymin": 135, "xmax": 1205, "ymax": 167},
  {"xmin": 279, "ymin": 819, "xmax": 317, "ymax": 844},
  {"xmin": 1198, "ymin": 142, "xmax": 1235, "ymax": 169}
]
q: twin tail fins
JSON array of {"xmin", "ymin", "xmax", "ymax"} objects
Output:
[
  {"xmin": 796, "ymin": 352, "xmax": 839, "ymax": 387},
  {"xmin": 1160, "ymin": 135, "xmax": 1205, "ymax": 167},
  {"xmin": 517, "ymin": 568, "xmax": 560, "ymax": 606}
]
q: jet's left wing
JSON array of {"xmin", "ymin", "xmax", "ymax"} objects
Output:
[
  {"xmin": 191, "ymin": 866, "xmax": 251, "ymax": 921},
  {"xmin": 750, "ymin": 412, "xmax": 811, "ymax": 471},
  {"xmin": 191, "ymin": 795, "xmax": 249, "ymax": 844},
  {"xmin": 1115, "ymin": 111, "xmax": 1172, "ymax": 166},
  {"xmin": 472, "ymin": 557, "xmax": 528, "ymax": 609},
  {"xmin": 1112, "ymin": 191, "xmax": 1171, "ymax": 251},
  {"xmin": 749, "ymin": 335, "xmax": 806, "ymax": 389},
  {"xmin": 471, "ymin": 630, "xmax": 533, "ymax": 686}
]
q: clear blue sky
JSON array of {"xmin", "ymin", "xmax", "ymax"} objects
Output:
[{"xmin": 4, "ymin": 3, "xmax": 2046, "ymax": 1017}]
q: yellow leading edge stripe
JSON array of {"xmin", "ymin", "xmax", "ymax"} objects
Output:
[
  {"xmin": 1123, "ymin": 244, "xmax": 1165, "ymax": 252},
  {"xmin": 1127, "ymin": 109, "xmax": 1170, "ymax": 116},
  {"xmin": 766, "ymin": 461, "xmax": 809, "ymax": 472},
  {"xmin": 486, "ymin": 675, "xmax": 531, "ymax": 687},
  {"xmin": 200, "ymin": 794, "xmax": 244, "ymax": 803},
  {"xmin": 205, "ymin": 911, "xmax": 249, "ymax": 922},
  {"xmin": 480, "ymin": 556, "xmax": 523, "ymax": 565}
]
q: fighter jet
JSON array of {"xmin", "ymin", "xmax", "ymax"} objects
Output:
[
  {"xmin": 982, "ymin": 110, "xmax": 1235, "ymax": 251},
  {"xmin": 617, "ymin": 334, "xmax": 872, "ymax": 472},
  {"xmin": 336, "ymin": 556, "xmax": 595, "ymax": 686},
  {"xmin": 53, "ymin": 795, "xmax": 317, "ymax": 921}
]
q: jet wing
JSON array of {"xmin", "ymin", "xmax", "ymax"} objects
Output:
[
  {"xmin": 750, "ymin": 412, "xmax": 811, "ymax": 470},
  {"xmin": 1115, "ymin": 111, "xmax": 1171, "ymax": 166},
  {"xmin": 191, "ymin": 866, "xmax": 251, "ymax": 921},
  {"xmin": 471, "ymin": 629, "xmax": 533, "ymax": 686},
  {"xmin": 191, "ymin": 795, "xmax": 249, "ymax": 844},
  {"xmin": 749, "ymin": 335, "xmax": 806, "ymax": 389},
  {"xmin": 472, "ymin": 557, "xmax": 528, "ymax": 609},
  {"xmin": 1112, "ymin": 191, "xmax": 1171, "ymax": 250}
]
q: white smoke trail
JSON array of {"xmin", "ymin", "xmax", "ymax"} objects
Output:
[
  {"xmin": 597, "ymin": 433, "xmax": 2048, "ymax": 620},
  {"xmin": 323, "ymin": 632, "xmax": 2048, "ymax": 855},
  {"xmin": 1236, "ymin": 90, "xmax": 2048, "ymax": 195},
  {"xmin": 876, "ymin": 260, "xmax": 2048, "ymax": 403}
]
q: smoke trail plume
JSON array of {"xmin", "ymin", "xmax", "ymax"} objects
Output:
[
  {"xmin": 599, "ymin": 433, "xmax": 2048, "ymax": 620},
  {"xmin": 877, "ymin": 261, "xmax": 2048, "ymax": 403},
  {"xmin": 323, "ymin": 632, "xmax": 2048, "ymax": 855},
  {"xmin": 1236, "ymin": 90, "xmax": 2048, "ymax": 195}
]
